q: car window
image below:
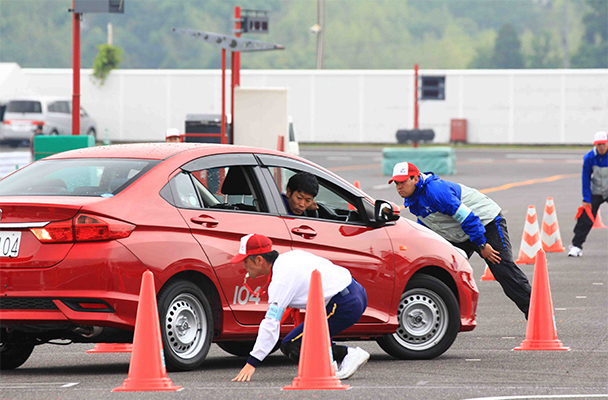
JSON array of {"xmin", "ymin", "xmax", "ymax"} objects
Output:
[
  {"xmin": 6, "ymin": 101, "xmax": 42, "ymax": 113},
  {"xmin": 168, "ymin": 166, "xmax": 266, "ymax": 213},
  {"xmin": 0, "ymin": 159, "xmax": 159, "ymax": 197},
  {"xmin": 48, "ymin": 102, "xmax": 58, "ymax": 112},
  {"xmin": 267, "ymin": 166, "xmax": 362, "ymax": 222},
  {"xmin": 58, "ymin": 102, "xmax": 70, "ymax": 114}
]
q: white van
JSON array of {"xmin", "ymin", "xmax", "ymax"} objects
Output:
[{"xmin": 0, "ymin": 97, "xmax": 97, "ymax": 146}]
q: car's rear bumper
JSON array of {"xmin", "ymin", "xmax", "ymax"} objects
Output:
[{"xmin": 0, "ymin": 241, "xmax": 148, "ymax": 331}]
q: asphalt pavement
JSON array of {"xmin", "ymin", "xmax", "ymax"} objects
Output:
[{"xmin": 0, "ymin": 145, "xmax": 606, "ymax": 400}]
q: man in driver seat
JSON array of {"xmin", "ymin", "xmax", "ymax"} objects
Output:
[{"xmin": 282, "ymin": 172, "xmax": 319, "ymax": 216}]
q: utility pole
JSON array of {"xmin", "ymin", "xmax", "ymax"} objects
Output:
[
  {"xmin": 316, "ymin": 0, "xmax": 325, "ymax": 69},
  {"xmin": 562, "ymin": 0, "xmax": 569, "ymax": 68}
]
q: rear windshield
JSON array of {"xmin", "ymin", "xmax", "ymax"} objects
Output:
[
  {"xmin": 7, "ymin": 101, "xmax": 42, "ymax": 114},
  {"xmin": 0, "ymin": 159, "xmax": 159, "ymax": 197}
]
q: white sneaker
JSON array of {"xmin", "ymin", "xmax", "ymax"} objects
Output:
[
  {"xmin": 568, "ymin": 245, "xmax": 582, "ymax": 257},
  {"xmin": 335, "ymin": 347, "xmax": 370, "ymax": 380}
]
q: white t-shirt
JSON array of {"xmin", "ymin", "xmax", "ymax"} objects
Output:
[{"xmin": 249, "ymin": 250, "xmax": 352, "ymax": 363}]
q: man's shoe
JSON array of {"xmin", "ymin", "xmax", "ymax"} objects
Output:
[
  {"xmin": 335, "ymin": 347, "xmax": 370, "ymax": 380},
  {"xmin": 568, "ymin": 245, "xmax": 582, "ymax": 257}
]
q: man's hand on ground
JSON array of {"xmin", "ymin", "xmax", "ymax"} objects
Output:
[{"xmin": 232, "ymin": 363, "xmax": 256, "ymax": 382}]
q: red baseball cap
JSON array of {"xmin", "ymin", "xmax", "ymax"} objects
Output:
[
  {"xmin": 230, "ymin": 233, "xmax": 273, "ymax": 263},
  {"xmin": 388, "ymin": 162, "xmax": 420, "ymax": 184},
  {"xmin": 593, "ymin": 131, "xmax": 608, "ymax": 145}
]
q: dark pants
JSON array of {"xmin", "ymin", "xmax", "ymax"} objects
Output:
[
  {"xmin": 451, "ymin": 213, "xmax": 531, "ymax": 318},
  {"xmin": 280, "ymin": 278, "xmax": 367, "ymax": 364},
  {"xmin": 572, "ymin": 195, "xmax": 608, "ymax": 249}
]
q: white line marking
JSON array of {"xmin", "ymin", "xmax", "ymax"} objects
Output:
[
  {"xmin": 462, "ymin": 395, "xmax": 608, "ymax": 400},
  {"xmin": 502, "ymin": 337, "xmax": 516, "ymax": 339},
  {"xmin": 506, "ymin": 153, "xmax": 585, "ymax": 159},
  {"xmin": 593, "ymin": 282, "xmax": 604, "ymax": 285},
  {"xmin": 465, "ymin": 359, "xmax": 481, "ymax": 362},
  {"xmin": 555, "ymin": 308, "xmax": 567, "ymax": 311},
  {"xmin": 416, "ymin": 381, "xmax": 428, "ymax": 385},
  {"xmin": 61, "ymin": 382, "xmax": 79, "ymax": 388},
  {"xmin": 576, "ymin": 296, "xmax": 587, "ymax": 299}
]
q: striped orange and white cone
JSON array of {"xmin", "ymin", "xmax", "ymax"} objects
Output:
[
  {"xmin": 515, "ymin": 206, "xmax": 542, "ymax": 264},
  {"xmin": 540, "ymin": 197, "xmax": 564, "ymax": 252}
]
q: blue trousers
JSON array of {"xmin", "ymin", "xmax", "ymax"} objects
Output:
[{"xmin": 280, "ymin": 278, "xmax": 367, "ymax": 364}]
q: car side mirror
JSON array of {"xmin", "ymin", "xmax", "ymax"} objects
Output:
[{"xmin": 371, "ymin": 200, "xmax": 400, "ymax": 227}]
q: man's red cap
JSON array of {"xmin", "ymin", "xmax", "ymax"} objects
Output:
[
  {"xmin": 388, "ymin": 162, "xmax": 420, "ymax": 184},
  {"xmin": 230, "ymin": 233, "xmax": 273, "ymax": 263},
  {"xmin": 593, "ymin": 131, "xmax": 608, "ymax": 145}
]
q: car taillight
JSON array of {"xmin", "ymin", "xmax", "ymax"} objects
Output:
[
  {"xmin": 74, "ymin": 214, "xmax": 135, "ymax": 241},
  {"xmin": 30, "ymin": 214, "xmax": 135, "ymax": 243},
  {"xmin": 31, "ymin": 121, "xmax": 45, "ymax": 126},
  {"xmin": 30, "ymin": 219, "xmax": 74, "ymax": 243}
]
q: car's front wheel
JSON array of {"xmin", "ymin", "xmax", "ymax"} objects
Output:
[
  {"xmin": 157, "ymin": 280, "xmax": 214, "ymax": 371},
  {"xmin": 0, "ymin": 337, "xmax": 35, "ymax": 370},
  {"xmin": 376, "ymin": 275, "xmax": 460, "ymax": 360}
]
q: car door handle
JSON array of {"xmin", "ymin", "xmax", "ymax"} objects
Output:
[
  {"xmin": 191, "ymin": 215, "xmax": 219, "ymax": 227},
  {"xmin": 291, "ymin": 226, "xmax": 317, "ymax": 238}
]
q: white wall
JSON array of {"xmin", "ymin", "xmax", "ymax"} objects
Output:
[
  {"xmin": 234, "ymin": 87, "xmax": 288, "ymax": 150},
  {"xmin": 16, "ymin": 67, "xmax": 608, "ymax": 144}
]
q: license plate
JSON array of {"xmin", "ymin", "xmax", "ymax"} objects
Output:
[{"xmin": 0, "ymin": 231, "xmax": 22, "ymax": 258}]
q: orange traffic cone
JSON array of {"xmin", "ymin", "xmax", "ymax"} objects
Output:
[
  {"xmin": 113, "ymin": 271, "xmax": 182, "ymax": 392},
  {"xmin": 513, "ymin": 250, "xmax": 569, "ymax": 351},
  {"xmin": 592, "ymin": 212, "xmax": 607, "ymax": 229},
  {"xmin": 540, "ymin": 197, "xmax": 564, "ymax": 252},
  {"xmin": 87, "ymin": 343, "xmax": 132, "ymax": 353},
  {"xmin": 480, "ymin": 266, "xmax": 495, "ymax": 281},
  {"xmin": 283, "ymin": 269, "xmax": 349, "ymax": 390},
  {"xmin": 515, "ymin": 206, "xmax": 542, "ymax": 265}
]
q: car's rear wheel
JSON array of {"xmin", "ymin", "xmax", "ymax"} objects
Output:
[
  {"xmin": 86, "ymin": 128, "xmax": 96, "ymax": 141},
  {"xmin": 158, "ymin": 280, "xmax": 214, "ymax": 371},
  {"xmin": 0, "ymin": 338, "xmax": 35, "ymax": 370},
  {"xmin": 50, "ymin": 129, "xmax": 58, "ymax": 136},
  {"xmin": 376, "ymin": 275, "xmax": 460, "ymax": 360}
]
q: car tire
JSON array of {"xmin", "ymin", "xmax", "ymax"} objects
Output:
[
  {"xmin": 50, "ymin": 129, "xmax": 58, "ymax": 136},
  {"xmin": 376, "ymin": 275, "xmax": 460, "ymax": 360},
  {"xmin": 217, "ymin": 341, "xmax": 280, "ymax": 357},
  {"xmin": 87, "ymin": 128, "xmax": 96, "ymax": 141},
  {"xmin": 0, "ymin": 340, "xmax": 35, "ymax": 370},
  {"xmin": 157, "ymin": 280, "xmax": 214, "ymax": 371}
]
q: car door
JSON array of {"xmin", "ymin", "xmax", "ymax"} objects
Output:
[
  {"xmin": 256, "ymin": 154, "xmax": 395, "ymax": 324},
  {"xmin": 172, "ymin": 153, "xmax": 292, "ymax": 325}
]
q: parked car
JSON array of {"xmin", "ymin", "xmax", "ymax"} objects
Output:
[
  {"xmin": 0, "ymin": 143, "xmax": 478, "ymax": 371},
  {"xmin": 0, "ymin": 97, "xmax": 97, "ymax": 146}
]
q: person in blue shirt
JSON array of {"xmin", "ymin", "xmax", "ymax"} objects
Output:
[
  {"xmin": 282, "ymin": 172, "xmax": 319, "ymax": 216},
  {"xmin": 389, "ymin": 161, "xmax": 531, "ymax": 318},
  {"xmin": 569, "ymin": 131, "xmax": 608, "ymax": 257}
]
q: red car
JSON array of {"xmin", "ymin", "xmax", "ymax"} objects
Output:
[{"xmin": 0, "ymin": 143, "xmax": 478, "ymax": 371}]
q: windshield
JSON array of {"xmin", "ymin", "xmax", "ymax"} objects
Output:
[
  {"xmin": 7, "ymin": 101, "xmax": 42, "ymax": 113},
  {"xmin": 0, "ymin": 159, "xmax": 159, "ymax": 197}
]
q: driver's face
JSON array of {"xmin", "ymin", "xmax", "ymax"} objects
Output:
[{"xmin": 285, "ymin": 189, "xmax": 314, "ymax": 215}]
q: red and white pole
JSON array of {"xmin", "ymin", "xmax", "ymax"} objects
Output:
[{"xmin": 72, "ymin": 0, "xmax": 81, "ymax": 136}]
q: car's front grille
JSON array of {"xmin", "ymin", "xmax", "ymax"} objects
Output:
[{"xmin": 0, "ymin": 297, "xmax": 58, "ymax": 310}]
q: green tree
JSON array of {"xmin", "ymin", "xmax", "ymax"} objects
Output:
[
  {"xmin": 92, "ymin": 44, "xmax": 122, "ymax": 85},
  {"xmin": 527, "ymin": 31, "xmax": 562, "ymax": 68},
  {"xmin": 571, "ymin": 0, "xmax": 608, "ymax": 68},
  {"xmin": 492, "ymin": 23, "xmax": 524, "ymax": 68}
]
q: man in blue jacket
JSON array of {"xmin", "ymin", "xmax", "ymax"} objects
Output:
[
  {"xmin": 569, "ymin": 131, "xmax": 608, "ymax": 257},
  {"xmin": 389, "ymin": 162, "xmax": 531, "ymax": 318}
]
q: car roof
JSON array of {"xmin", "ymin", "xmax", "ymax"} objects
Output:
[
  {"xmin": 44, "ymin": 143, "xmax": 286, "ymax": 161},
  {"xmin": 7, "ymin": 96, "xmax": 68, "ymax": 103}
]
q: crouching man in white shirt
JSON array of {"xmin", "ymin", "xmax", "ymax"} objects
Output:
[{"xmin": 231, "ymin": 233, "xmax": 370, "ymax": 382}]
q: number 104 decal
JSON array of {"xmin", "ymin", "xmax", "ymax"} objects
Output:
[{"xmin": 233, "ymin": 286, "xmax": 262, "ymax": 305}]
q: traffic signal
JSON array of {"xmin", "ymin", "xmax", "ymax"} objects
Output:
[
  {"xmin": 420, "ymin": 76, "xmax": 445, "ymax": 100},
  {"xmin": 74, "ymin": 0, "xmax": 124, "ymax": 13},
  {"xmin": 242, "ymin": 16, "xmax": 269, "ymax": 33}
]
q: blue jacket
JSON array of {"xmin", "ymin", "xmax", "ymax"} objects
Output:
[
  {"xmin": 404, "ymin": 173, "xmax": 501, "ymax": 246},
  {"xmin": 582, "ymin": 148, "xmax": 608, "ymax": 203}
]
